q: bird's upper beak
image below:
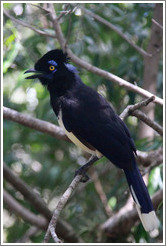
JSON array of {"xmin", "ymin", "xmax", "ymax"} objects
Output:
[{"xmin": 24, "ymin": 69, "xmax": 44, "ymax": 79}]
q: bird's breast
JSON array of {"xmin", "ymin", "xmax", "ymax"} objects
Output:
[{"xmin": 57, "ymin": 109, "xmax": 102, "ymax": 158}]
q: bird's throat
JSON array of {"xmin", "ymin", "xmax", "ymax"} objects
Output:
[{"xmin": 47, "ymin": 74, "xmax": 76, "ymax": 98}]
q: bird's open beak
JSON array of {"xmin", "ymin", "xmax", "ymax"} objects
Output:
[{"xmin": 24, "ymin": 69, "xmax": 44, "ymax": 79}]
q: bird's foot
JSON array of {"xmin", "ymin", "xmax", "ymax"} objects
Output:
[
  {"xmin": 75, "ymin": 166, "xmax": 90, "ymax": 183},
  {"xmin": 74, "ymin": 155, "xmax": 99, "ymax": 183}
]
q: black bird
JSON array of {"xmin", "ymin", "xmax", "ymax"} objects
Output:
[{"xmin": 25, "ymin": 49, "xmax": 159, "ymax": 233}]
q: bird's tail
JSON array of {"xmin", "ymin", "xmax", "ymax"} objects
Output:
[{"xmin": 124, "ymin": 162, "xmax": 159, "ymax": 233}]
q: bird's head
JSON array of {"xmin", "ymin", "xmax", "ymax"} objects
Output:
[{"xmin": 24, "ymin": 49, "xmax": 78, "ymax": 87}]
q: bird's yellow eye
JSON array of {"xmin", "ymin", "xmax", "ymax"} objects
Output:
[{"xmin": 49, "ymin": 65, "xmax": 55, "ymax": 71}]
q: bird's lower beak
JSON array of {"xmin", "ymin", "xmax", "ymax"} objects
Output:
[{"xmin": 24, "ymin": 69, "xmax": 44, "ymax": 79}]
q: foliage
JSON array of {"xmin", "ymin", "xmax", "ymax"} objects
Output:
[{"xmin": 3, "ymin": 2, "xmax": 163, "ymax": 243}]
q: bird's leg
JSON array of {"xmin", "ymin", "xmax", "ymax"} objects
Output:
[{"xmin": 75, "ymin": 155, "xmax": 99, "ymax": 183}]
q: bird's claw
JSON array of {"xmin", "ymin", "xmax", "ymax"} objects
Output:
[{"xmin": 74, "ymin": 166, "xmax": 90, "ymax": 183}]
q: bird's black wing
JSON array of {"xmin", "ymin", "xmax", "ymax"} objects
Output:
[{"xmin": 60, "ymin": 86, "xmax": 136, "ymax": 170}]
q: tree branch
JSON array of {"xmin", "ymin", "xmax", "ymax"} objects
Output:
[
  {"xmin": 131, "ymin": 110, "xmax": 163, "ymax": 136},
  {"xmin": 120, "ymin": 96, "xmax": 155, "ymax": 119},
  {"xmin": 136, "ymin": 148, "xmax": 163, "ymax": 167},
  {"xmin": 3, "ymin": 163, "xmax": 52, "ymax": 218},
  {"xmin": 3, "ymin": 106, "xmax": 69, "ymax": 142},
  {"xmin": 90, "ymin": 167, "xmax": 113, "ymax": 217},
  {"xmin": 80, "ymin": 6, "xmax": 152, "ymax": 57},
  {"xmin": 44, "ymin": 175, "xmax": 82, "ymax": 243},
  {"xmin": 3, "ymin": 95, "xmax": 163, "ymax": 141},
  {"xmin": 3, "ymin": 163, "xmax": 83, "ymax": 243},
  {"xmin": 4, "ymin": 189, "xmax": 48, "ymax": 230},
  {"xmin": 152, "ymin": 18, "xmax": 163, "ymax": 30},
  {"xmin": 29, "ymin": 3, "xmax": 51, "ymax": 13},
  {"xmin": 3, "ymin": 9, "xmax": 56, "ymax": 38},
  {"xmin": 120, "ymin": 96, "xmax": 163, "ymax": 136},
  {"xmin": 44, "ymin": 156, "xmax": 98, "ymax": 243},
  {"xmin": 48, "ymin": 3, "xmax": 163, "ymax": 106}
]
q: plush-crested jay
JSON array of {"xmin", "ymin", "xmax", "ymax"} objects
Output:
[{"xmin": 25, "ymin": 49, "xmax": 159, "ymax": 233}]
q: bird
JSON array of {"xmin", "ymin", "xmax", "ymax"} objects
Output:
[{"xmin": 25, "ymin": 49, "xmax": 159, "ymax": 233}]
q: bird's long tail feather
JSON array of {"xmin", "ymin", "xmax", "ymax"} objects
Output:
[{"xmin": 124, "ymin": 162, "xmax": 159, "ymax": 232}]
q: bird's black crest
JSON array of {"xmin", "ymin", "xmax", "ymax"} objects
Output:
[{"xmin": 39, "ymin": 49, "xmax": 70, "ymax": 64}]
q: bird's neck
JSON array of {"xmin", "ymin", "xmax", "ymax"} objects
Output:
[
  {"xmin": 47, "ymin": 73, "xmax": 76, "ymax": 98},
  {"xmin": 47, "ymin": 73, "xmax": 84, "ymax": 115}
]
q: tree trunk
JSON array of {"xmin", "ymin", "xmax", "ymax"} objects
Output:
[{"xmin": 139, "ymin": 3, "xmax": 163, "ymax": 139}]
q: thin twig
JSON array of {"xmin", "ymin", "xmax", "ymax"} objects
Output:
[
  {"xmin": 80, "ymin": 6, "xmax": 152, "ymax": 57},
  {"xmin": 64, "ymin": 11, "xmax": 73, "ymax": 47},
  {"xmin": 57, "ymin": 4, "xmax": 71, "ymax": 21},
  {"xmin": 90, "ymin": 167, "xmax": 113, "ymax": 217},
  {"xmin": 57, "ymin": 4, "xmax": 79, "ymax": 21},
  {"xmin": 44, "ymin": 175, "xmax": 82, "ymax": 243},
  {"xmin": 152, "ymin": 18, "xmax": 163, "ymax": 29},
  {"xmin": 120, "ymin": 96, "xmax": 155, "ymax": 120},
  {"xmin": 48, "ymin": 3, "xmax": 66, "ymax": 51},
  {"xmin": 3, "ymin": 9, "xmax": 56, "ymax": 38},
  {"xmin": 44, "ymin": 156, "xmax": 98, "ymax": 243},
  {"xmin": 119, "ymin": 96, "xmax": 163, "ymax": 136},
  {"xmin": 131, "ymin": 110, "xmax": 163, "ymax": 136},
  {"xmin": 30, "ymin": 3, "xmax": 50, "ymax": 13}
]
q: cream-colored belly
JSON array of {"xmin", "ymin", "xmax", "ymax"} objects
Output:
[{"xmin": 57, "ymin": 110, "xmax": 102, "ymax": 158}]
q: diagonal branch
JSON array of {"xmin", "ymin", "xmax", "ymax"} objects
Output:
[
  {"xmin": 120, "ymin": 96, "xmax": 156, "ymax": 119},
  {"xmin": 131, "ymin": 110, "xmax": 163, "ymax": 136},
  {"xmin": 3, "ymin": 106, "xmax": 69, "ymax": 142},
  {"xmin": 3, "ymin": 9, "xmax": 56, "ymax": 38},
  {"xmin": 67, "ymin": 49, "xmax": 163, "ymax": 106},
  {"xmin": 89, "ymin": 167, "xmax": 113, "ymax": 217},
  {"xmin": 4, "ymin": 189, "xmax": 48, "ymax": 230},
  {"xmin": 80, "ymin": 6, "xmax": 152, "ymax": 57},
  {"xmin": 44, "ymin": 156, "xmax": 98, "ymax": 243},
  {"xmin": 120, "ymin": 96, "xmax": 163, "ymax": 136},
  {"xmin": 44, "ymin": 174, "xmax": 82, "ymax": 243},
  {"xmin": 152, "ymin": 18, "xmax": 163, "ymax": 30}
]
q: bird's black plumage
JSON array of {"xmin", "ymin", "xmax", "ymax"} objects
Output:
[{"xmin": 25, "ymin": 49, "xmax": 159, "ymax": 232}]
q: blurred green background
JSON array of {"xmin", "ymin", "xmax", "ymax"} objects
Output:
[{"xmin": 3, "ymin": 2, "xmax": 163, "ymax": 243}]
